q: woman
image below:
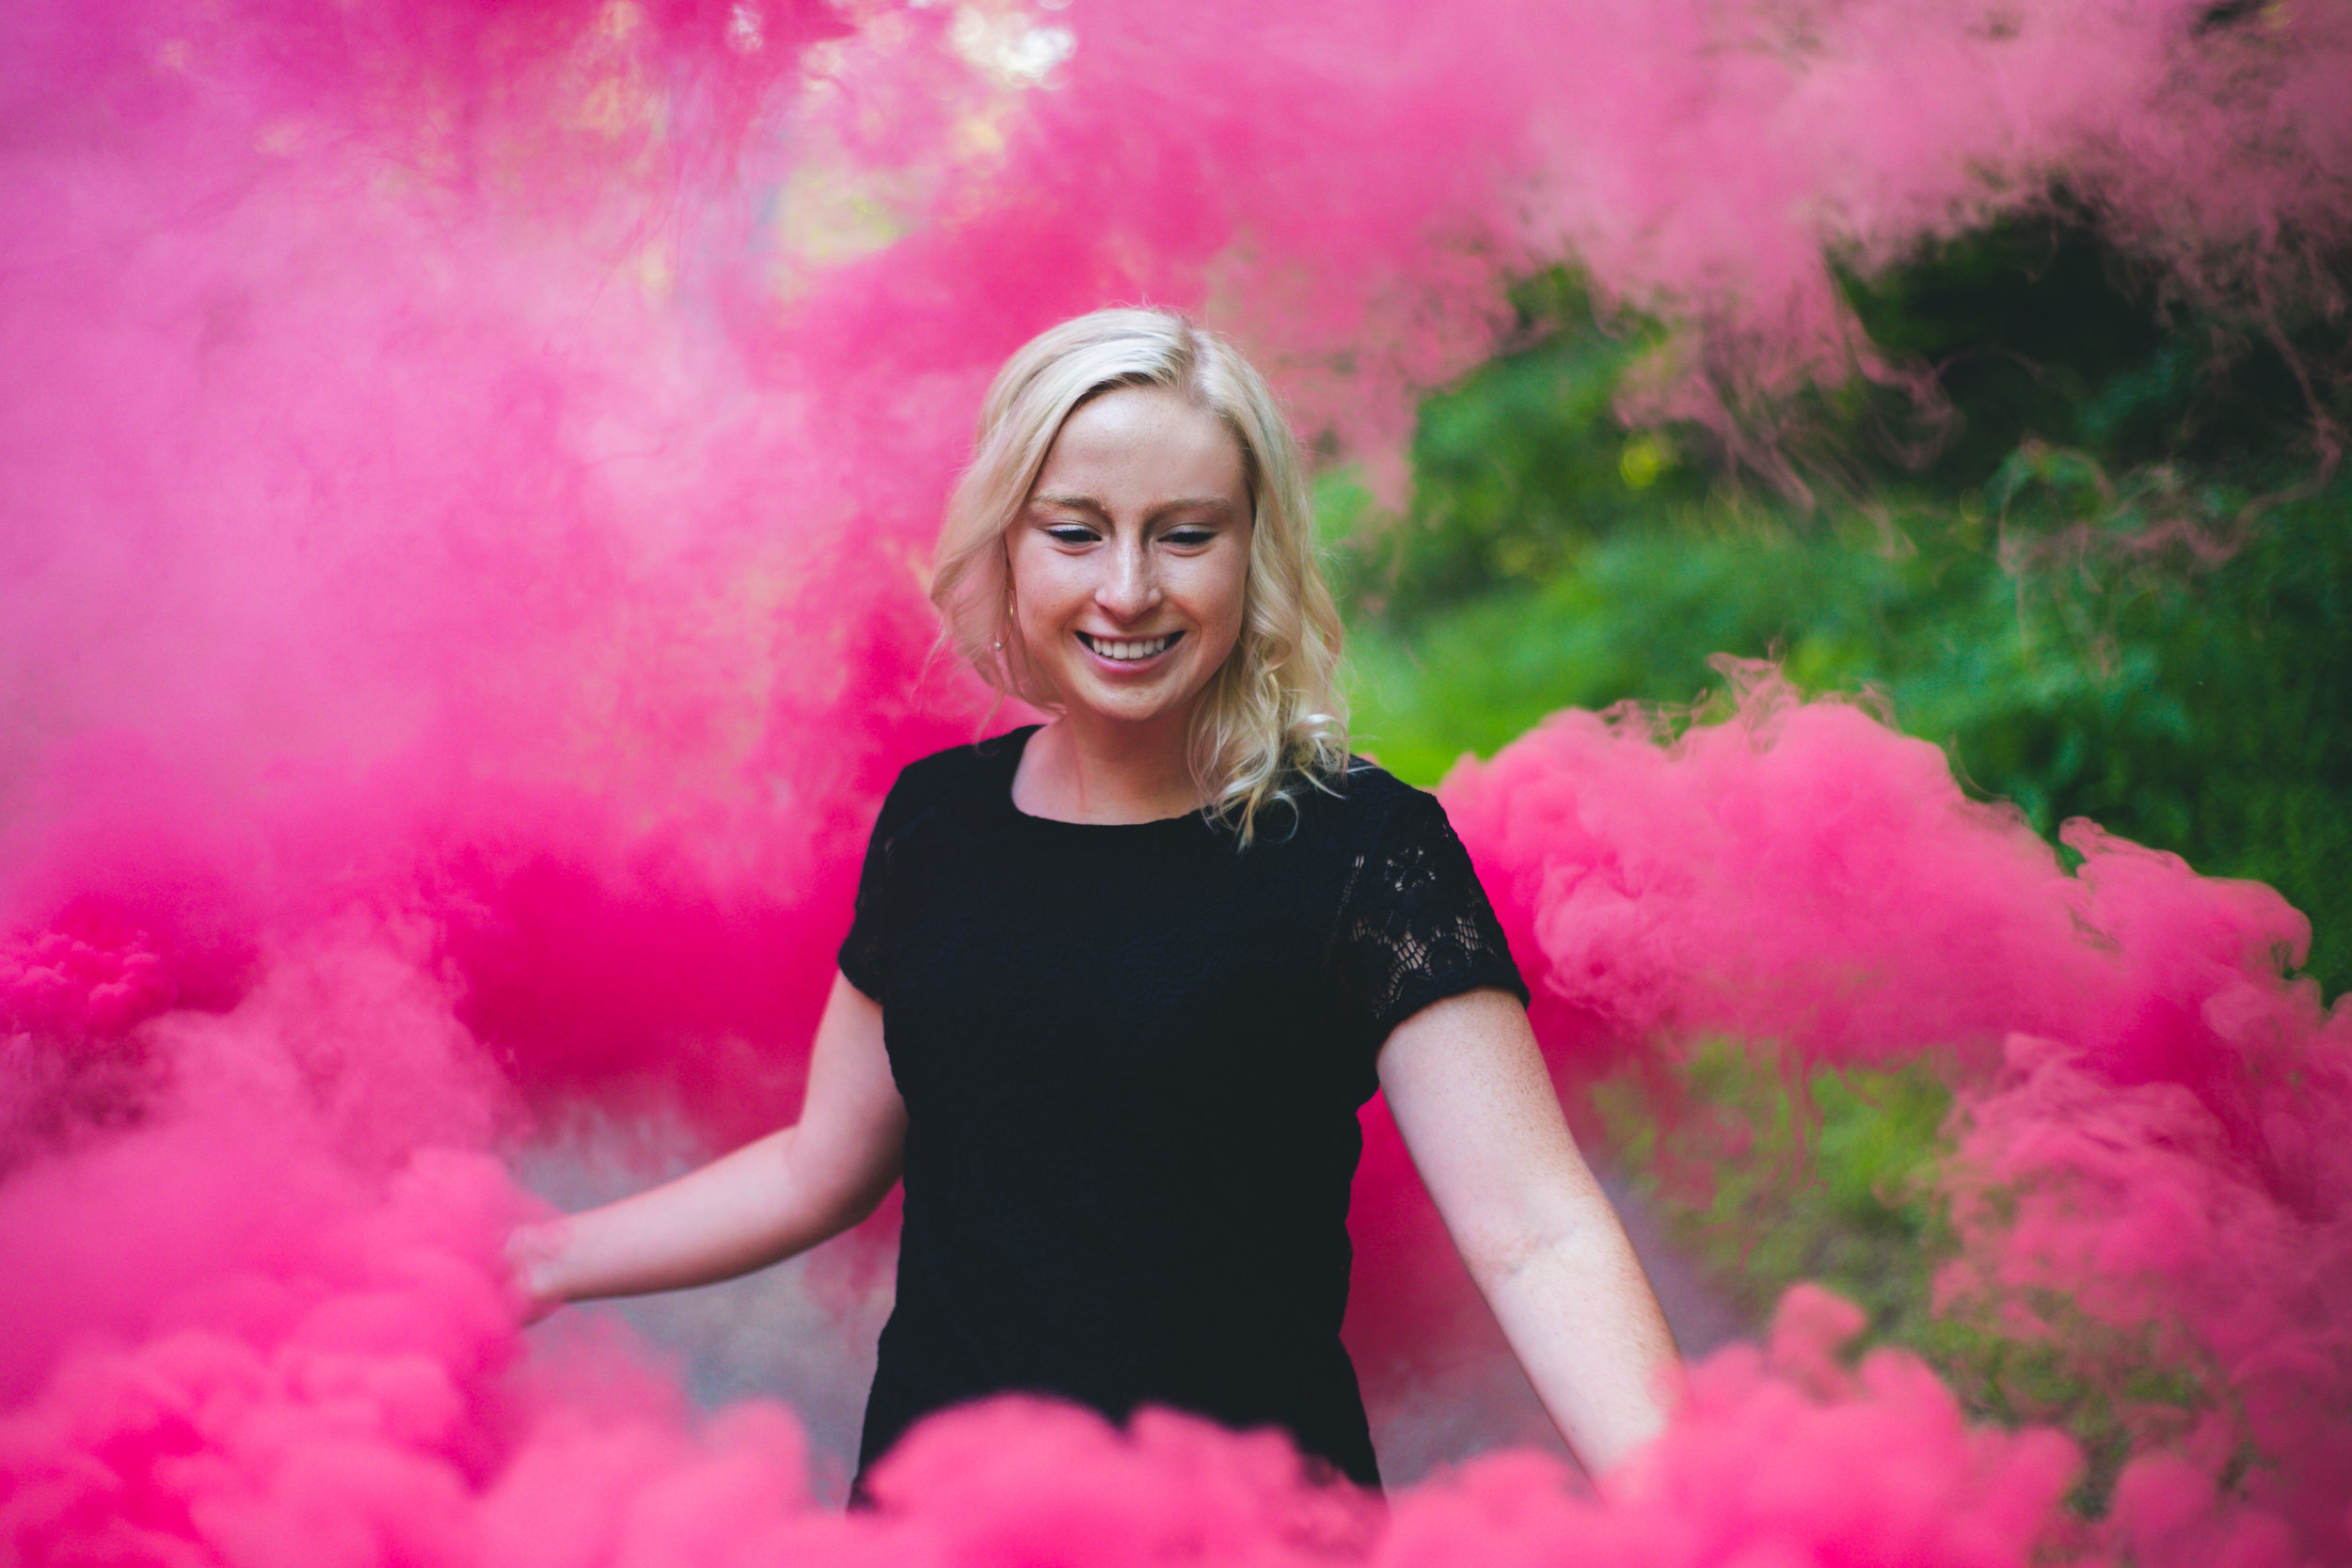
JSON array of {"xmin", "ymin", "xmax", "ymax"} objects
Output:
[{"xmin": 510, "ymin": 309, "xmax": 1679, "ymax": 1494}]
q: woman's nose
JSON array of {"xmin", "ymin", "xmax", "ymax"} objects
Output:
[{"xmin": 1095, "ymin": 541, "xmax": 1161, "ymax": 620}]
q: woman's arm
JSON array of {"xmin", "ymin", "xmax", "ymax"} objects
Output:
[
  {"xmin": 1377, "ymin": 987, "xmax": 1679, "ymax": 1475},
  {"xmin": 509, "ymin": 971, "xmax": 905, "ymax": 1315}
]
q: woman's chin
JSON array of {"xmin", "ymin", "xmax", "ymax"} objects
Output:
[
  {"xmin": 1057, "ymin": 676, "xmax": 1203, "ymax": 733},
  {"xmin": 1063, "ymin": 699, "xmax": 1192, "ymax": 734}
]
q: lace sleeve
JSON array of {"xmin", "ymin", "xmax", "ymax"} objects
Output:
[{"xmin": 1333, "ymin": 787, "xmax": 1528, "ymax": 1052}]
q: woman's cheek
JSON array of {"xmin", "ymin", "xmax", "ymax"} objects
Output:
[{"xmin": 1209, "ymin": 558, "xmax": 1251, "ymax": 655}]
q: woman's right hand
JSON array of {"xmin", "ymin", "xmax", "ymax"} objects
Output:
[{"xmin": 502, "ymin": 973, "xmax": 905, "ymax": 1309}]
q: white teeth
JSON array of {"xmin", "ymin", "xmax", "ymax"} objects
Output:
[{"xmin": 1086, "ymin": 633, "xmax": 1176, "ymax": 661}]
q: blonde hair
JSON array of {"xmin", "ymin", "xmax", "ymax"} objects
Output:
[{"xmin": 931, "ymin": 308, "xmax": 1348, "ymax": 843}]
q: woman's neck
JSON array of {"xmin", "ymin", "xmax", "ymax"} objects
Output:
[{"xmin": 1011, "ymin": 713, "xmax": 1203, "ymax": 824}]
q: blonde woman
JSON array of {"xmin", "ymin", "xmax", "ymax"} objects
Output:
[{"xmin": 510, "ymin": 309, "xmax": 1678, "ymax": 1495}]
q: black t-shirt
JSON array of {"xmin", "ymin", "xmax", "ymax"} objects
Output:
[{"xmin": 838, "ymin": 725, "xmax": 1527, "ymax": 1490}]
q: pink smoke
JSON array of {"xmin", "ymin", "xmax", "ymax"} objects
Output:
[
  {"xmin": 6, "ymin": 0, "xmax": 2352, "ymax": 1561},
  {"xmin": 1415, "ymin": 668, "xmax": 2352, "ymax": 1560}
]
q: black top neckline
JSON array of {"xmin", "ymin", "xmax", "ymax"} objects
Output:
[{"xmin": 984, "ymin": 723, "xmax": 1217, "ymax": 834}]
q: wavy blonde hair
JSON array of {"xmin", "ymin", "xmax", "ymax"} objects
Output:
[{"xmin": 931, "ymin": 308, "xmax": 1348, "ymax": 843}]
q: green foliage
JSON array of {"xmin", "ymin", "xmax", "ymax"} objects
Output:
[
  {"xmin": 1329, "ymin": 224, "xmax": 2352, "ymax": 996},
  {"xmin": 1597, "ymin": 1047, "xmax": 2219, "ymax": 1515},
  {"xmin": 1594, "ymin": 1045, "xmax": 1957, "ymax": 1344},
  {"xmin": 1835, "ymin": 215, "xmax": 2326, "ymax": 483},
  {"xmin": 1343, "ymin": 477, "xmax": 2352, "ymax": 993},
  {"xmin": 1323, "ymin": 273, "xmax": 1708, "ymax": 625}
]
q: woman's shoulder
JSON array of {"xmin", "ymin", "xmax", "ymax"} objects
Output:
[
  {"xmin": 869, "ymin": 726, "xmax": 1033, "ymax": 838},
  {"xmin": 1330, "ymin": 756, "xmax": 1420, "ymax": 805},
  {"xmin": 1283, "ymin": 755, "xmax": 1441, "ymax": 846},
  {"xmin": 892, "ymin": 725, "xmax": 1033, "ymax": 794}
]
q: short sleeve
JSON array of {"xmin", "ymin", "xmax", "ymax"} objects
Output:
[
  {"xmin": 838, "ymin": 773, "xmax": 915, "ymax": 1001},
  {"xmin": 1334, "ymin": 787, "xmax": 1529, "ymax": 1051}
]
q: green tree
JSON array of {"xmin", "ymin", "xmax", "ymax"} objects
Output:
[{"xmin": 1332, "ymin": 226, "xmax": 2351, "ymax": 995}]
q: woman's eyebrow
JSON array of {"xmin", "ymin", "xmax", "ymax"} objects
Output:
[
  {"xmin": 1028, "ymin": 492, "xmax": 1239, "ymax": 518},
  {"xmin": 1027, "ymin": 491, "xmax": 1109, "ymax": 515},
  {"xmin": 1149, "ymin": 497, "xmax": 1242, "ymax": 520}
]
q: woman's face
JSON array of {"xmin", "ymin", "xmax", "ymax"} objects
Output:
[{"xmin": 1008, "ymin": 385, "xmax": 1252, "ymax": 737}]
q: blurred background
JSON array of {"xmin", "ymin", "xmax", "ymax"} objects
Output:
[{"xmin": 1329, "ymin": 226, "xmax": 2347, "ymax": 1507}]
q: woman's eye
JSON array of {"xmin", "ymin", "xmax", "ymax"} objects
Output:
[
  {"xmin": 1164, "ymin": 528, "xmax": 1216, "ymax": 547},
  {"xmin": 1045, "ymin": 526, "xmax": 1099, "ymax": 545}
]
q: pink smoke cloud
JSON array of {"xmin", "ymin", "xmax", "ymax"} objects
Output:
[
  {"xmin": 1405, "ymin": 667, "xmax": 2352, "ymax": 1560},
  {"xmin": 5, "ymin": 0, "xmax": 2351, "ymax": 1560}
]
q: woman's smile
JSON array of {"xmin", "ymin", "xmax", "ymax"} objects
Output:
[{"xmin": 1076, "ymin": 629, "xmax": 1184, "ymax": 664}]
